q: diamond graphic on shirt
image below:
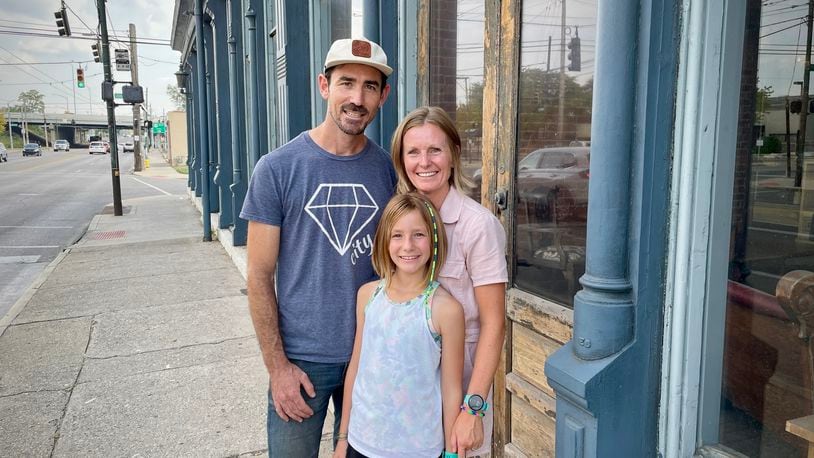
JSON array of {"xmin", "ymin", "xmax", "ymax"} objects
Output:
[{"xmin": 304, "ymin": 184, "xmax": 379, "ymax": 256}]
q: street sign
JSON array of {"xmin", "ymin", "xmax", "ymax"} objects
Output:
[
  {"xmin": 115, "ymin": 48, "xmax": 130, "ymax": 71},
  {"xmin": 152, "ymin": 122, "xmax": 166, "ymax": 134},
  {"xmin": 114, "ymin": 92, "xmax": 123, "ymax": 100}
]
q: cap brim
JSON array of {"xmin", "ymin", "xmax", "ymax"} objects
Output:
[{"xmin": 325, "ymin": 59, "xmax": 393, "ymax": 77}]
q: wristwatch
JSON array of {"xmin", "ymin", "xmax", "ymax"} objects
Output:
[{"xmin": 464, "ymin": 394, "xmax": 488, "ymax": 413}]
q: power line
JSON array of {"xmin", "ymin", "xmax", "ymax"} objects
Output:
[
  {"xmin": 0, "ymin": 29, "xmax": 170, "ymax": 46},
  {"xmin": 0, "ymin": 60, "xmax": 93, "ymax": 66}
]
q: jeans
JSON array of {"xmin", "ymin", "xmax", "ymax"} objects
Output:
[{"xmin": 267, "ymin": 359, "xmax": 348, "ymax": 457}]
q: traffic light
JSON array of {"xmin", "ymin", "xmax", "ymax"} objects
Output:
[
  {"xmin": 92, "ymin": 43, "xmax": 100, "ymax": 63},
  {"xmin": 76, "ymin": 68, "xmax": 85, "ymax": 88},
  {"xmin": 54, "ymin": 7, "xmax": 71, "ymax": 37},
  {"xmin": 567, "ymin": 36, "xmax": 581, "ymax": 72}
]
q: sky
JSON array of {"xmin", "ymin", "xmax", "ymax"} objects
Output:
[{"xmin": 0, "ymin": 0, "xmax": 181, "ymax": 119}]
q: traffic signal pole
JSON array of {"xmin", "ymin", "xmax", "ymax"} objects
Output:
[{"xmin": 96, "ymin": 0, "xmax": 123, "ymax": 216}]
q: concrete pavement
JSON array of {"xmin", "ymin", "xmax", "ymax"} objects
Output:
[{"xmin": 0, "ymin": 148, "xmax": 335, "ymax": 457}]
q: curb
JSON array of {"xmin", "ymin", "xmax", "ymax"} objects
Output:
[{"xmin": 0, "ymin": 248, "xmax": 71, "ymax": 338}]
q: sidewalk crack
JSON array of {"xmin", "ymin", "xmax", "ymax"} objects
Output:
[
  {"xmin": 49, "ymin": 318, "xmax": 95, "ymax": 458},
  {"xmin": 83, "ymin": 335, "xmax": 255, "ymax": 361}
]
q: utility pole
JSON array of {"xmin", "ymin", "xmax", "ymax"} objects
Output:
[
  {"xmin": 96, "ymin": 0, "xmax": 123, "ymax": 216},
  {"xmin": 787, "ymin": 97, "xmax": 792, "ymax": 177},
  {"xmin": 558, "ymin": 0, "xmax": 566, "ymax": 141},
  {"xmin": 796, "ymin": 0, "xmax": 814, "ymax": 188},
  {"xmin": 130, "ymin": 23, "xmax": 143, "ymax": 171},
  {"xmin": 547, "ymin": 35, "xmax": 552, "ymax": 72}
]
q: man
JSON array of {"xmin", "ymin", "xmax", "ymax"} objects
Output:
[{"xmin": 239, "ymin": 38, "xmax": 395, "ymax": 456}]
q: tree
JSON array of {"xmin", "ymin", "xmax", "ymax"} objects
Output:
[
  {"xmin": 17, "ymin": 89, "xmax": 45, "ymax": 113},
  {"xmin": 755, "ymin": 85, "xmax": 773, "ymax": 123},
  {"xmin": 167, "ymin": 84, "xmax": 186, "ymax": 110},
  {"xmin": 0, "ymin": 111, "xmax": 6, "ymax": 134}
]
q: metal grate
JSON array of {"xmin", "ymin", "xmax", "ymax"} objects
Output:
[{"xmin": 89, "ymin": 230, "xmax": 126, "ymax": 240}]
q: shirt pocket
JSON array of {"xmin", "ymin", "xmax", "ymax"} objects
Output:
[{"xmin": 438, "ymin": 260, "xmax": 468, "ymax": 297}]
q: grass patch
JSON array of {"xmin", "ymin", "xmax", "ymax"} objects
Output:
[{"xmin": 173, "ymin": 165, "xmax": 188, "ymax": 174}]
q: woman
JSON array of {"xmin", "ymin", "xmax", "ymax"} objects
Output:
[{"xmin": 391, "ymin": 106, "xmax": 507, "ymax": 457}]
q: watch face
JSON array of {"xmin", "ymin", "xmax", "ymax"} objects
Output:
[{"xmin": 467, "ymin": 394, "xmax": 485, "ymax": 411}]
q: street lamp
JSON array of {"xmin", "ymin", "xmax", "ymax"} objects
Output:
[{"xmin": 175, "ymin": 68, "xmax": 189, "ymax": 91}]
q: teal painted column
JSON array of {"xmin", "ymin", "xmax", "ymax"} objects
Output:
[
  {"xmin": 545, "ymin": 0, "xmax": 678, "ymax": 455},
  {"xmin": 203, "ymin": 17, "xmax": 220, "ymax": 214},
  {"xmin": 363, "ymin": 0, "xmax": 381, "ymax": 146},
  {"xmin": 227, "ymin": 0, "xmax": 247, "ymax": 246},
  {"xmin": 208, "ymin": 1, "xmax": 234, "ymax": 228},
  {"xmin": 195, "ymin": 0, "xmax": 212, "ymax": 241}
]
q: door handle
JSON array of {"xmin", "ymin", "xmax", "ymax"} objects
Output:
[{"xmin": 494, "ymin": 189, "xmax": 508, "ymax": 212}]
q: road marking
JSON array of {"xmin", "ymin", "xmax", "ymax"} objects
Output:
[
  {"xmin": 18, "ymin": 193, "xmax": 39, "ymax": 196},
  {"xmin": 0, "ymin": 225, "xmax": 73, "ymax": 229},
  {"xmin": 0, "ymin": 255, "xmax": 40, "ymax": 264},
  {"xmin": 130, "ymin": 176, "xmax": 173, "ymax": 196},
  {"xmin": 0, "ymin": 245, "xmax": 60, "ymax": 249}
]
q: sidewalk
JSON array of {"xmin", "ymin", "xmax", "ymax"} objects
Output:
[{"xmin": 0, "ymin": 149, "xmax": 334, "ymax": 457}]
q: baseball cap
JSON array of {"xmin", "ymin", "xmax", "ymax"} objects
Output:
[{"xmin": 324, "ymin": 38, "xmax": 393, "ymax": 77}]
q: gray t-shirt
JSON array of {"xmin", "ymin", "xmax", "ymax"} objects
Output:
[{"xmin": 240, "ymin": 132, "xmax": 396, "ymax": 363}]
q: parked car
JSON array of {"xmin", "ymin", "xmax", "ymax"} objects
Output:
[
  {"xmin": 0, "ymin": 142, "xmax": 7, "ymax": 162},
  {"xmin": 473, "ymin": 146, "xmax": 591, "ymax": 223},
  {"xmin": 123, "ymin": 141, "xmax": 134, "ymax": 152},
  {"xmin": 54, "ymin": 139, "xmax": 70, "ymax": 151},
  {"xmin": 89, "ymin": 141, "xmax": 107, "ymax": 155},
  {"xmin": 23, "ymin": 143, "xmax": 42, "ymax": 157}
]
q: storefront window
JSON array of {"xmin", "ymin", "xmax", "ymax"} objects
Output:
[
  {"xmin": 428, "ymin": 0, "xmax": 485, "ymax": 201},
  {"xmin": 514, "ymin": 0, "xmax": 595, "ymax": 307},
  {"xmin": 720, "ymin": 2, "xmax": 814, "ymax": 455}
]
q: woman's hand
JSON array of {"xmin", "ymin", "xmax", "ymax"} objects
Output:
[
  {"xmin": 333, "ymin": 439, "xmax": 348, "ymax": 458},
  {"xmin": 451, "ymin": 410, "xmax": 484, "ymax": 452}
]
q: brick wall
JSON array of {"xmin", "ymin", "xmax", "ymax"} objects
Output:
[{"xmin": 729, "ymin": 0, "xmax": 761, "ymax": 278}]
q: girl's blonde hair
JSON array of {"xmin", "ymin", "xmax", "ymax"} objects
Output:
[
  {"xmin": 372, "ymin": 193, "xmax": 448, "ymax": 286},
  {"xmin": 391, "ymin": 106, "xmax": 474, "ymax": 195}
]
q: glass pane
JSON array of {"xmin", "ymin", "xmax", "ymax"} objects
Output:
[
  {"xmin": 514, "ymin": 0, "xmax": 596, "ymax": 307},
  {"xmin": 719, "ymin": 3, "xmax": 814, "ymax": 456},
  {"xmin": 428, "ymin": 0, "xmax": 485, "ymax": 201}
]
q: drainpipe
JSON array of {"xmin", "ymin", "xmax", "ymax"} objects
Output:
[
  {"xmin": 204, "ymin": 20, "xmax": 220, "ymax": 214},
  {"xmin": 363, "ymin": 0, "xmax": 381, "ymax": 146},
  {"xmin": 245, "ymin": 4, "xmax": 261, "ymax": 172},
  {"xmin": 571, "ymin": 0, "xmax": 637, "ymax": 360},
  {"xmin": 228, "ymin": 0, "xmax": 247, "ymax": 246},
  {"xmin": 195, "ymin": 0, "xmax": 212, "ymax": 241}
]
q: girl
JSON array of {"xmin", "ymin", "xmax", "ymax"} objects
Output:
[{"xmin": 334, "ymin": 193, "xmax": 465, "ymax": 458}]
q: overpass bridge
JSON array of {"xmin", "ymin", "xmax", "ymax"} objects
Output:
[{"xmin": 6, "ymin": 112, "xmax": 135, "ymax": 147}]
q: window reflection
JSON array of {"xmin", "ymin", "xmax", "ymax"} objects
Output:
[
  {"xmin": 720, "ymin": 2, "xmax": 814, "ymax": 456},
  {"xmin": 428, "ymin": 0, "xmax": 485, "ymax": 201},
  {"xmin": 514, "ymin": 0, "xmax": 596, "ymax": 307}
]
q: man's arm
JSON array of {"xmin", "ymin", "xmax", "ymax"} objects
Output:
[{"xmin": 247, "ymin": 221, "xmax": 316, "ymax": 422}]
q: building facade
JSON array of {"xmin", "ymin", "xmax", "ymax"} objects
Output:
[{"xmin": 171, "ymin": 1, "xmax": 814, "ymax": 456}]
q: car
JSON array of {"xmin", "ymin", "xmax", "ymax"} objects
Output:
[
  {"xmin": 472, "ymin": 146, "xmax": 591, "ymax": 223},
  {"xmin": 23, "ymin": 143, "xmax": 42, "ymax": 157},
  {"xmin": 102, "ymin": 141, "xmax": 111, "ymax": 153},
  {"xmin": 0, "ymin": 142, "xmax": 7, "ymax": 162},
  {"xmin": 54, "ymin": 139, "xmax": 70, "ymax": 151},
  {"xmin": 123, "ymin": 141, "xmax": 134, "ymax": 152},
  {"xmin": 89, "ymin": 141, "xmax": 107, "ymax": 155}
]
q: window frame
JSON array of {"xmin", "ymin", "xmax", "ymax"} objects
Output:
[{"xmin": 658, "ymin": 0, "xmax": 748, "ymax": 455}]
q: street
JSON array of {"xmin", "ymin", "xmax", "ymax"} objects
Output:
[{"xmin": 0, "ymin": 147, "xmax": 188, "ymax": 319}]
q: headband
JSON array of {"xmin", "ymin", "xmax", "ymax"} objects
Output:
[{"xmin": 423, "ymin": 201, "xmax": 439, "ymax": 281}]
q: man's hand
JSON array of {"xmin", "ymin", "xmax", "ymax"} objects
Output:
[
  {"xmin": 451, "ymin": 411, "xmax": 484, "ymax": 452},
  {"xmin": 269, "ymin": 360, "xmax": 316, "ymax": 422}
]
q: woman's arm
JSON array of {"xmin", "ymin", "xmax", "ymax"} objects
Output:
[
  {"xmin": 435, "ymin": 290, "xmax": 465, "ymax": 454},
  {"xmin": 451, "ymin": 282, "xmax": 506, "ymax": 451},
  {"xmin": 333, "ymin": 283, "xmax": 374, "ymax": 458}
]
